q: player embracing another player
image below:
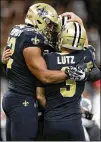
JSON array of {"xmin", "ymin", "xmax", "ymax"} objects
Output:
[
  {"xmin": 36, "ymin": 21, "xmax": 101, "ymax": 141},
  {"xmin": 1, "ymin": 2, "xmax": 101, "ymax": 141}
]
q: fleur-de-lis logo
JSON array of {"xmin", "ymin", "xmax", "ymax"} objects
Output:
[
  {"xmin": 22, "ymin": 100, "xmax": 29, "ymax": 107},
  {"xmin": 31, "ymin": 36, "xmax": 40, "ymax": 44},
  {"xmin": 37, "ymin": 7, "xmax": 48, "ymax": 17}
]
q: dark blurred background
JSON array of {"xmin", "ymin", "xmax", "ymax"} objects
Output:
[{"xmin": 0, "ymin": 0, "xmax": 100, "ymax": 141}]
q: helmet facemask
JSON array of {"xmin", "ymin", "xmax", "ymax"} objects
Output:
[{"xmin": 41, "ymin": 17, "xmax": 58, "ymax": 42}]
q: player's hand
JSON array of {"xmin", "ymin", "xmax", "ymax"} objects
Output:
[
  {"xmin": 2, "ymin": 49, "xmax": 12, "ymax": 64},
  {"xmin": 60, "ymin": 12, "xmax": 83, "ymax": 25},
  {"xmin": 65, "ymin": 66, "xmax": 87, "ymax": 81}
]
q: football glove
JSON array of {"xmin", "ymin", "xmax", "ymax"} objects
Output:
[{"xmin": 65, "ymin": 66, "xmax": 88, "ymax": 81}]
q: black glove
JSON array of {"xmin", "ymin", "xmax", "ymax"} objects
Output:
[
  {"xmin": 82, "ymin": 111, "xmax": 93, "ymax": 120},
  {"xmin": 65, "ymin": 66, "xmax": 88, "ymax": 81}
]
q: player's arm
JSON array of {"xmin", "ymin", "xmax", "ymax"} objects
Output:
[
  {"xmin": 87, "ymin": 63, "xmax": 101, "ymax": 81},
  {"xmin": 60, "ymin": 12, "xmax": 83, "ymax": 25},
  {"xmin": 36, "ymin": 79, "xmax": 46, "ymax": 107},
  {"xmin": 1, "ymin": 48, "xmax": 12, "ymax": 64},
  {"xmin": 23, "ymin": 47, "xmax": 67, "ymax": 84},
  {"xmin": 36, "ymin": 87, "xmax": 46, "ymax": 107},
  {"xmin": 72, "ymin": 45, "xmax": 101, "ymax": 82},
  {"xmin": 74, "ymin": 59, "xmax": 101, "ymax": 82},
  {"xmin": 85, "ymin": 45, "xmax": 101, "ymax": 81},
  {"xmin": 1, "ymin": 47, "xmax": 12, "ymax": 71},
  {"xmin": 2, "ymin": 45, "xmax": 88, "ymax": 82}
]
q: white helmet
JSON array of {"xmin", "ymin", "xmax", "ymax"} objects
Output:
[{"xmin": 58, "ymin": 21, "xmax": 86, "ymax": 51}]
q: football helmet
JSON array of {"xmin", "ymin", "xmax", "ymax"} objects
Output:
[
  {"xmin": 58, "ymin": 21, "xmax": 86, "ymax": 51},
  {"xmin": 25, "ymin": 3, "xmax": 58, "ymax": 42}
]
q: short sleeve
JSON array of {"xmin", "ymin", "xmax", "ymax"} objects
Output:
[{"xmin": 22, "ymin": 30, "xmax": 45, "ymax": 50}]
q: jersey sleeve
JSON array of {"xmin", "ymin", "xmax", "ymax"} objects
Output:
[
  {"xmin": 85, "ymin": 48, "xmax": 95, "ymax": 66},
  {"xmin": 87, "ymin": 67, "xmax": 101, "ymax": 81},
  {"xmin": 21, "ymin": 28, "xmax": 50, "ymax": 53},
  {"xmin": 22, "ymin": 31, "xmax": 45, "ymax": 49},
  {"xmin": 86, "ymin": 48, "xmax": 101, "ymax": 81}
]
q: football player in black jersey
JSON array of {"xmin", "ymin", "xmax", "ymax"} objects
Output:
[
  {"xmin": 36, "ymin": 22, "xmax": 101, "ymax": 141},
  {"xmin": 1, "ymin": 3, "xmax": 69, "ymax": 141}
]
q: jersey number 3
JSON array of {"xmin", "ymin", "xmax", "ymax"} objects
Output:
[
  {"xmin": 7, "ymin": 37, "xmax": 16, "ymax": 69},
  {"xmin": 60, "ymin": 67, "xmax": 76, "ymax": 97}
]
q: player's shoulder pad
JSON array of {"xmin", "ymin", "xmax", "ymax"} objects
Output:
[
  {"xmin": 88, "ymin": 45, "xmax": 95, "ymax": 53},
  {"xmin": 9, "ymin": 25, "xmax": 24, "ymax": 37},
  {"xmin": 23, "ymin": 26, "xmax": 40, "ymax": 36},
  {"xmin": 23, "ymin": 25, "xmax": 45, "ymax": 39},
  {"xmin": 84, "ymin": 45, "xmax": 95, "ymax": 60},
  {"xmin": 9, "ymin": 24, "xmax": 31, "ymax": 37},
  {"xmin": 23, "ymin": 26, "xmax": 50, "ymax": 46},
  {"xmin": 84, "ymin": 45, "xmax": 95, "ymax": 53}
]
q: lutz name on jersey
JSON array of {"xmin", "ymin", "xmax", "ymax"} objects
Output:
[{"xmin": 57, "ymin": 55, "xmax": 75, "ymax": 64}]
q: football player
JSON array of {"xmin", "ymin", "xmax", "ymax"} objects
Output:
[
  {"xmin": 36, "ymin": 22, "xmax": 101, "ymax": 141},
  {"xmin": 1, "ymin": 3, "xmax": 68, "ymax": 141}
]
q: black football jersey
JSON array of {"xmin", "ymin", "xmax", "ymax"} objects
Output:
[
  {"xmin": 44, "ymin": 49, "xmax": 95, "ymax": 120},
  {"xmin": 6, "ymin": 24, "xmax": 52, "ymax": 96}
]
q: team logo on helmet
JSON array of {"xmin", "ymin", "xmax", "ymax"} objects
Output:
[{"xmin": 37, "ymin": 7, "xmax": 48, "ymax": 17}]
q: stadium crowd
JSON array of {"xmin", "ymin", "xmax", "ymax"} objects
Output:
[{"xmin": 1, "ymin": 0, "xmax": 100, "ymax": 141}]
